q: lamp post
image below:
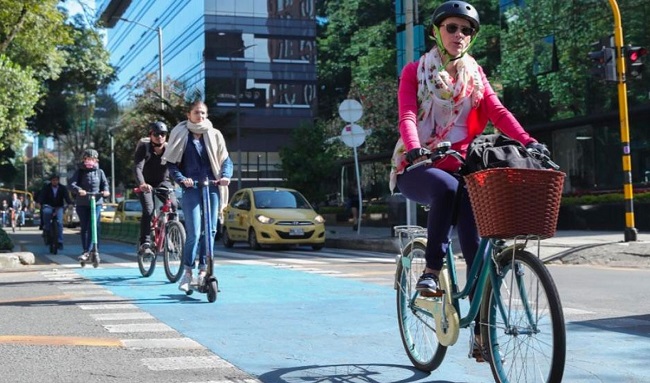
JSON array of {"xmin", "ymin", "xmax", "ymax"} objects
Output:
[
  {"xmin": 108, "ymin": 128, "xmax": 116, "ymax": 203},
  {"xmin": 119, "ymin": 18, "xmax": 164, "ymax": 110},
  {"xmin": 227, "ymin": 44, "xmax": 256, "ymax": 189}
]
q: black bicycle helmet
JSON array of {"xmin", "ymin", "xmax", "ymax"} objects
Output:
[
  {"xmin": 432, "ymin": 1, "xmax": 480, "ymax": 32},
  {"xmin": 82, "ymin": 148, "xmax": 99, "ymax": 159},
  {"xmin": 148, "ymin": 121, "xmax": 168, "ymax": 135}
]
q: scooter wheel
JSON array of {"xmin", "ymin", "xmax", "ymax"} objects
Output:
[
  {"xmin": 185, "ymin": 290, "xmax": 193, "ymax": 296},
  {"xmin": 80, "ymin": 261, "xmax": 86, "ymax": 267},
  {"xmin": 92, "ymin": 252, "xmax": 100, "ymax": 268},
  {"xmin": 207, "ymin": 277, "xmax": 218, "ymax": 303}
]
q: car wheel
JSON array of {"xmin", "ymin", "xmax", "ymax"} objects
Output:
[
  {"xmin": 248, "ymin": 229, "xmax": 261, "ymax": 250},
  {"xmin": 222, "ymin": 227, "xmax": 234, "ymax": 248}
]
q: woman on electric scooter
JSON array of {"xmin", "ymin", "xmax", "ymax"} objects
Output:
[
  {"xmin": 68, "ymin": 149, "xmax": 110, "ymax": 262},
  {"xmin": 162, "ymin": 101, "xmax": 233, "ymax": 292}
]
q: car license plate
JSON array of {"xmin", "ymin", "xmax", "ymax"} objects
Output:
[{"xmin": 289, "ymin": 228, "xmax": 304, "ymax": 236}]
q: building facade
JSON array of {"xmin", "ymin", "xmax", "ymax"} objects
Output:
[{"xmin": 97, "ymin": 0, "xmax": 317, "ymax": 187}]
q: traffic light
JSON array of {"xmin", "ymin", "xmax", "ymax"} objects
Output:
[
  {"xmin": 624, "ymin": 45, "xmax": 647, "ymax": 80},
  {"xmin": 588, "ymin": 36, "xmax": 617, "ymax": 82}
]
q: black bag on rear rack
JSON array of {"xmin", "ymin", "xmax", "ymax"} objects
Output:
[{"xmin": 465, "ymin": 134, "xmax": 544, "ymax": 173}]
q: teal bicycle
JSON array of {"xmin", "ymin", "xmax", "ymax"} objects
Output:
[{"xmin": 394, "ymin": 143, "xmax": 566, "ymax": 382}]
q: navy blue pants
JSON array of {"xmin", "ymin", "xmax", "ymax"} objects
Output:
[
  {"xmin": 76, "ymin": 204, "xmax": 102, "ymax": 253},
  {"xmin": 396, "ymin": 165, "xmax": 479, "ymax": 273}
]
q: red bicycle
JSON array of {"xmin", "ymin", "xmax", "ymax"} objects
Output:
[{"xmin": 134, "ymin": 186, "xmax": 186, "ymax": 282}]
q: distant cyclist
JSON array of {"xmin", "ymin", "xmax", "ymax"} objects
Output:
[
  {"xmin": 134, "ymin": 121, "xmax": 177, "ymax": 255},
  {"xmin": 38, "ymin": 174, "xmax": 72, "ymax": 250}
]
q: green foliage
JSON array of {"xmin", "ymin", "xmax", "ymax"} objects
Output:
[
  {"xmin": 279, "ymin": 121, "xmax": 338, "ymax": 203},
  {"xmin": 498, "ymin": 0, "xmax": 649, "ymax": 123},
  {"xmin": 562, "ymin": 192, "xmax": 650, "ymax": 205},
  {"xmin": 0, "ymin": 227, "xmax": 13, "ymax": 251},
  {"xmin": 0, "ymin": 56, "xmax": 40, "ymax": 150}
]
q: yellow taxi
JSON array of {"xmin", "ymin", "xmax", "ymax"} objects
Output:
[
  {"xmin": 222, "ymin": 187, "xmax": 325, "ymax": 250},
  {"xmin": 112, "ymin": 199, "xmax": 142, "ymax": 223},
  {"xmin": 100, "ymin": 203, "xmax": 118, "ymax": 223}
]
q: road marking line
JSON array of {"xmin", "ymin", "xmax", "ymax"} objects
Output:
[
  {"xmin": 141, "ymin": 355, "xmax": 236, "ymax": 371},
  {"xmin": 91, "ymin": 312, "xmax": 154, "ymax": 321},
  {"xmin": 104, "ymin": 323, "xmax": 175, "ymax": 333},
  {"xmin": 122, "ymin": 338, "xmax": 204, "ymax": 349},
  {"xmin": 0, "ymin": 335, "xmax": 122, "ymax": 347},
  {"xmin": 77, "ymin": 303, "xmax": 139, "ymax": 310},
  {"xmin": 57, "ymin": 284, "xmax": 105, "ymax": 290}
]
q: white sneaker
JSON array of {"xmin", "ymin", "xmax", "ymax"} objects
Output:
[
  {"xmin": 197, "ymin": 271, "xmax": 207, "ymax": 287},
  {"xmin": 178, "ymin": 272, "xmax": 192, "ymax": 292}
]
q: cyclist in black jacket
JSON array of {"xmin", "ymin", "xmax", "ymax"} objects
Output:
[
  {"xmin": 38, "ymin": 174, "xmax": 72, "ymax": 250},
  {"xmin": 134, "ymin": 121, "xmax": 177, "ymax": 255}
]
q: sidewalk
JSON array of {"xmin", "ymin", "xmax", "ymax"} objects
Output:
[{"xmin": 325, "ymin": 224, "xmax": 650, "ymax": 268}]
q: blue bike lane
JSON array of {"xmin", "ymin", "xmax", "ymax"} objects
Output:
[{"xmin": 76, "ymin": 262, "xmax": 647, "ymax": 383}]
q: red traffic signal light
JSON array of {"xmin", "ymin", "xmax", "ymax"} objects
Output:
[{"xmin": 625, "ymin": 46, "xmax": 647, "ymax": 79}]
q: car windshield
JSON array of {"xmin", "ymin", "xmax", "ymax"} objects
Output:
[
  {"xmin": 253, "ymin": 190, "xmax": 311, "ymax": 209},
  {"xmin": 103, "ymin": 205, "xmax": 116, "ymax": 212},
  {"xmin": 125, "ymin": 201, "xmax": 141, "ymax": 212}
]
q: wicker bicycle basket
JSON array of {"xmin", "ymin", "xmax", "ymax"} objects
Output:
[{"xmin": 464, "ymin": 168, "xmax": 565, "ymax": 239}]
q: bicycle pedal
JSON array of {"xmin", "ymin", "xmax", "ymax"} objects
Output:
[{"xmin": 419, "ymin": 289, "xmax": 444, "ymax": 298}]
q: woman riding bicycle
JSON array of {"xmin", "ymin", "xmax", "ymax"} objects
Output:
[
  {"xmin": 162, "ymin": 100, "xmax": 233, "ymax": 292},
  {"xmin": 390, "ymin": 1, "xmax": 549, "ymax": 305}
]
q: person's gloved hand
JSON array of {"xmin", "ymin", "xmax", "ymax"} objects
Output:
[
  {"xmin": 526, "ymin": 142, "xmax": 550, "ymax": 157},
  {"xmin": 405, "ymin": 147, "xmax": 431, "ymax": 164}
]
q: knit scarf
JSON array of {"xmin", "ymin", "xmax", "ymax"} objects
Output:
[{"xmin": 162, "ymin": 119, "xmax": 228, "ymax": 178}]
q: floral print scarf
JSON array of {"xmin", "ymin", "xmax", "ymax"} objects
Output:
[{"xmin": 389, "ymin": 48, "xmax": 484, "ymax": 192}]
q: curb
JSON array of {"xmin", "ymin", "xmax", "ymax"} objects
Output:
[{"xmin": 325, "ymin": 238, "xmax": 400, "ymax": 253}]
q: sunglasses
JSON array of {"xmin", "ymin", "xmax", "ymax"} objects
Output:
[
  {"xmin": 152, "ymin": 132, "xmax": 167, "ymax": 137},
  {"xmin": 440, "ymin": 23, "xmax": 475, "ymax": 37}
]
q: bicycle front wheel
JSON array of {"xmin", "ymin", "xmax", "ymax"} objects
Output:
[
  {"xmin": 396, "ymin": 240, "xmax": 446, "ymax": 372},
  {"xmin": 137, "ymin": 247, "xmax": 156, "ymax": 277},
  {"xmin": 164, "ymin": 220, "xmax": 186, "ymax": 282},
  {"xmin": 480, "ymin": 248, "xmax": 566, "ymax": 383}
]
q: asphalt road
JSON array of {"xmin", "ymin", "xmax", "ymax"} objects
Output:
[{"xmin": 0, "ymin": 227, "xmax": 648, "ymax": 383}]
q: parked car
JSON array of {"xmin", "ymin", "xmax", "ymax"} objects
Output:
[
  {"xmin": 113, "ymin": 199, "xmax": 142, "ymax": 223},
  {"xmin": 100, "ymin": 203, "xmax": 118, "ymax": 223},
  {"xmin": 63, "ymin": 205, "xmax": 80, "ymax": 228},
  {"xmin": 221, "ymin": 187, "xmax": 325, "ymax": 250}
]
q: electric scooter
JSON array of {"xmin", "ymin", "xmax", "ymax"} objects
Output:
[
  {"xmin": 185, "ymin": 178, "xmax": 219, "ymax": 302},
  {"xmin": 79, "ymin": 192, "xmax": 101, "ymax": 268}
]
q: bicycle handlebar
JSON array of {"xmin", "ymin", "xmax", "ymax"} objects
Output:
[{"xmin": 406, "ymin": 141, "xmax": 561, "ymax": 173}]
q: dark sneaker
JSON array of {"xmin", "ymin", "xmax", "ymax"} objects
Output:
[
  {"xmin": 416, "ymin": 273, "xmax": 442, "ymax": 297},
  {"xmin": 58, "ymin": 243, "xmax": 63, "ymax": 250},
  {"xmin": 138, "ymin": 242, "xmax": 151, "ymax": 255}
]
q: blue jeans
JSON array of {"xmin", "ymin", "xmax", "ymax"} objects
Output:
[
  {"xmin": 42, "ymin": 206, "xmax": 64, "ymax": 244},
  {"xmin": 77, "ymin": 204, "xmax": 102, "ymax": 253},
  {"xmin": 181, "ymin": 185, "xmax": 219, "ymax": 271}
]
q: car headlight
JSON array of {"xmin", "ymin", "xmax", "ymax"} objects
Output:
[
  {"xmin": 314, "ymin": 215, "xmax": 325, "ymax": 224},
  {"xmin": 255, "ymin": 214, "xmax": 275, "ymax": 224}
]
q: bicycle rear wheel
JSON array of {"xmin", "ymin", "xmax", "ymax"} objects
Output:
[
  {"xmin": 480, "ymin": 248, "xmax": 566, "ymax": 383},
  {"xmin": 396, "ymin": 240, "xmax": 447, "ymax": 372},
  {"xmin": 164, "ymin": 220, "xmax": 186, "ymax": 282},
  {"xmin": 49, "ymin": 220, "xmax": 58, "ymax": 255}
]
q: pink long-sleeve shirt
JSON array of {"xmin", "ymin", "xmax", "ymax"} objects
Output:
[{"xmin": 396, "ymin": 60, "xmax": 536, "ymax": 173}]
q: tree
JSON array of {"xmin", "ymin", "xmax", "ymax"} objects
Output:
[{"xmin": 279, "ymin": 121, "xmax": 338, "ymax": 203}]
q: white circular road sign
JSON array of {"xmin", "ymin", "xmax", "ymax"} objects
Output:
[
  {"xmin": 340, "ymin": 124, "xmax": 366, "ymax": 148},
  {"xmin": 338, "ymin": 99, "xmax": 363, "ymax": 123}
]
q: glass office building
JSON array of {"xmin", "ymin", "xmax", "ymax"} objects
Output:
[{"xmin": 97, "ymin": 0, "xmax": 317, "ymax": 186}]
